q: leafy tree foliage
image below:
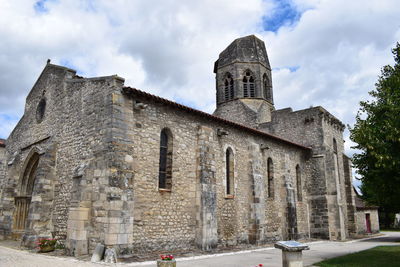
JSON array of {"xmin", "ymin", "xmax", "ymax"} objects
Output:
[{"xmin": 350, "ymin": 43, "xmax": 400, "ymax": 213}]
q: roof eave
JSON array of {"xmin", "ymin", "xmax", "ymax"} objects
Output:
[{"xmin": 122, "ymin": 86, "xmax": 312, "ymax": 151}]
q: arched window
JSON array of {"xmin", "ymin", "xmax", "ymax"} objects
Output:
[
  {"xmin": 333, "ymin": 138, "xmax": 338, "ymax": 154},
  {"xmin": 263, "ymin": 73, "xmax": 268, "ymax": 99},
  {"xmin": 226, "ymin": 148, "xmax": 234, "ymax": 195},
  {"xmin": 296, "ymin": 164, "xmax": 302, "ymax": 201},
  {"xmin": 159, "ymin": 128, "xmax": 173, "ymax": 190},
  {"xmin": 224, "ymin": 73, "xmax": 234, "ymax": 101},
  {"xmin": 243, "ymin": 71, "xmax": 255, "ymax": 98},
  {"xmin": 224, "ymin": 80, "xmax": 229, "ymax": 100},
  {"xmin": 36, "ymin": 98, "xmax": 46, "ymax": 123},
  {"xmin": 333, "ymin": 138, "xmax": 341, "ymax": 185},
  {"xmin": 267, "ymin": 158, "xmax": 274, "ymax": 199}
]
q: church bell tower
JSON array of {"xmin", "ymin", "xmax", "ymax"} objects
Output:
[{"xmin": 213, "ymin": 35, "xmax": 274, "ymax": 127}]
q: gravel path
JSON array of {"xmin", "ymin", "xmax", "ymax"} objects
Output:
[{"xmin": 0, "ymin": 245, "xmax": 106, "ymax": 267}]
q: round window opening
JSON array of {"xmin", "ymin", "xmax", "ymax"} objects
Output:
[{"xmin": 36, "ymin": 98, "xmax": 46, "ymax": 123}]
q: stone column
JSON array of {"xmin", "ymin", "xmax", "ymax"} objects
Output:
[
  {"xmin": 67, "ymin": 207, "xmax": 90, "ymax": 255},
  {"xmin": 343, "ymin": 155, "xmax": 356, "ymax": 236},
  {"xmin": 248, "ymin": 142, "xmax": 266, "ymax": 244},
  {"xmin": 275, "ymin": 241, "xmax": 309, "ymax": 267},
  {"xmin": 100, "ymin": 90, "xmax": 135, "ymax": 256},
  {"xmin": 284, "ymin": 154, "xmax": 298, "ymax": 240},
  {"xmin": 195, "ymin": 125, "xmax": 218, "ymax": 251}
]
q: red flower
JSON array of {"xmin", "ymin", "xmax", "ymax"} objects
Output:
[{"xmin": 160, "ymin": 254, "xmax": 174, "ymax": 261}]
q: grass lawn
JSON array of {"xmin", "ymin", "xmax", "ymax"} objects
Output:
[
  {"xmin": 314, "ymin": 246, "xmax": 400, "ymax": 267},
  {"xmin": 381, "ymin": 229, "xmax": 400, "ymax": 232}
]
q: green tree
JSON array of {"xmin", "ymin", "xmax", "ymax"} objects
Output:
[{"xmin": 350, "ymin": 43, "xmax": 400, "ymax": 215}]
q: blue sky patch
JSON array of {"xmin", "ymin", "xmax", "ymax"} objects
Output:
[
  {"xmin": 0, "ymin": 113, "xmax": 20, "ymax": 139},
  {"xmin": 0, "ymin": 113, "xmax": 20, "ymax": 121},
  {"xmin": 34, "ymin": 0, "xmax": 50, "ymax": 13},
  {"xmin": 288, "ymin": 66, "xmax": 299, "ymax": 72},
  {"xmin": 263, "ymin": 0, "xmax": 302, "ymax": 32},
  {"xmin": 272, "ymin": 66, "xmax": 300, "ymax": 72},
  {"xmin": 59, "ymin": 59, "xmax": 85, "ymax": 76}
]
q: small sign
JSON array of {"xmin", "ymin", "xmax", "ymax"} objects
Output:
[{"xmin": 274, "ymin": 241, "xmax": 309, "ymax": 251}]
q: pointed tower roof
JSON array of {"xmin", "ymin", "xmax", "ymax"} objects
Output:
[{"xmin": 214, "ymin": 35, "xmax": 271, "ymax": 72}]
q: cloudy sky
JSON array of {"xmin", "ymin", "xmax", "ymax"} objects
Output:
[{"xmin": 1, "ymin": 0, "xmax": 399, "ymax": 185}]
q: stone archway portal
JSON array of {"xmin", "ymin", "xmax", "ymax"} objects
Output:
[{"xmin": 14, "ymin": 153, "xmax": 39, "ymax": 231}]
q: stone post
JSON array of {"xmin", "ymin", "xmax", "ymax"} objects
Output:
[
  {"xmin": 275, "ymin": 241, "xmax": 309, "ymax": 267},
  {"xmin": 195, "ymin": 125, "xmax": 218, "ymax": 251},
  {"xmin": 248, "ymin": 142, "xmax": 266, "ymax": 244}
]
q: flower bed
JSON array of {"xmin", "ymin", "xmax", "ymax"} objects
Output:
[
  {"xmin": 36, "ymin": 238, "xmax": 57, "ymax": 253},
  {"xmin": 157, "ymin": 254, "xmax": 176, "ymax": 267}
]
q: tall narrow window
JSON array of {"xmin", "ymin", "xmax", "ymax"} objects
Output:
[
  {"xmin": 224, "ymin": 79, "xmax": 229, "ymax": 100},
  {"xmin": 267, "ymin": 158, "xmax": 274, "ymax": 199},
  {"xmin": 226, "ymin": 148, "xmax": 234, "ymax": 195},
  {"xmin": 229, "ymin": 78, "xmax": 234, "ymax": 99},
  {"xmin": 224, "ymin": 73, "xmax": 234, "ymax": 101},
  {"xmin": 263, "ymin": 73, "xmax": 269, "ymax": 99},
  {"xmin": 333, "ymin": 138, "xmax": 338, "ymax": 154},
  {"xmin": 243, "ymin": 71, "xmax": 255, "ymax": 98},
  {"xmin": 249, "ymin": 76, "xmax": 255, "ymax": 97},
  {"xmin": 263, "ymin": 74, "xmax": 267, "ymax": 99},
  {"xmin": 333, "ymin": 138, "xmax": 341, "ymax": 186},
  {"xmin": 243, "ymin": 76, "xmax": 248, "ymax": 97},
  {"xmin": 296, "ymin": 164, "xmax": 302, "ymax": 201},
  {"xmin": 159, "ymin": 128, "xmax": 173, "ymax": 190}
]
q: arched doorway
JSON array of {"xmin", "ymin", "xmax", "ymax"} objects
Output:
[{"xmin": 13, "ymin": 152, "xmax": 40, "ymax": 233}]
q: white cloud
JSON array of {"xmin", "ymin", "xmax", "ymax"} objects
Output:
[
  {"xmin": 261, "ymin": 0, "xmax": 399, "ymax": 158},
  {"xmin": 0, "ymin": 0, "xmax": 272, "ymax": 122},
  {"xmin": 0, "ymin": 0, "xmax": 399, "ymax": 180}
]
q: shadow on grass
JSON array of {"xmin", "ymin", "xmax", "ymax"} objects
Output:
[{"xmin": 314, "ymin": 246, "xmax": 400, "ymax": 267}]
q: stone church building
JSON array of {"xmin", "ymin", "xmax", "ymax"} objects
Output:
[{"xmin": 0, "ymin": 35, "xmax": 359, "ymax": 257}]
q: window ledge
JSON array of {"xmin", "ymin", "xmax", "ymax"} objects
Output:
[
  {"xmin": 224, "ymin": 195, "xmax": 234, "ymax": 199},
  {"xmin": 159, "ymin": 188, "xmax": 171, "ymax": 193}
]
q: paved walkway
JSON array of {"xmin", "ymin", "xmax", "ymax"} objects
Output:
[{"xmin": 0, "ymin": 232, "xmax": 399, "ymax": 267}]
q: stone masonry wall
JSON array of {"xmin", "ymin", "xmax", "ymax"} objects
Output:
[
  {"xmin": 260, "ymin": 106, "xmax": 350, "ymax": 240},
  {"xmin": 0, "ymin": 64, "xmax": 72, "ymax": 240},
  {"xmin": 213, "ymin": 99, "xmax": 273, "ymax": 128},
  {"xmin": 1, "ymin": 61, "xmax": 349, "ymax": 256},
  {"xmin": 355, "ymin": 209, "xmax": 379, "ymax": 234},
  {"xmin": 321, "ymin": 115, "xmax": 348, "ymax": 240},
  {"xmin": 343, "ymin": 155, "xmax": 356, "ymax": 235},
  {"xmin": 121, "ymin": 89, "xmax": 312, "ymax": 253},
  {"xmin": 0, "ymin": 63, "xmax": 126, "ymax": 254},
  {"xmin": 0, "ymin": 145, "xmax": 6, "ymax": 211}
]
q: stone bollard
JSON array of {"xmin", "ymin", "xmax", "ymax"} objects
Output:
[
  {"xmin": 157, "ymin": 259, "xmax": 177, "ymax": 267},
  {"xmin": 104, "ymin": 247, "xmax": 118, "ymax": 263},
  {"xmin": 274, "ymin": 241, "xmax": 309, "ymax": 267},
  {"xmin": 91, "ymin": 243, "xmax": 105, "ymax": 262}
]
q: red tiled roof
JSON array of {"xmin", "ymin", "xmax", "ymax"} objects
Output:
[
  {"xmin": 122, "ymin": 87, "xmax": 312, "ymax": 151},
  {"xmin": 0, "ymin": 138, "xmax": 5, "ymax": 147}
]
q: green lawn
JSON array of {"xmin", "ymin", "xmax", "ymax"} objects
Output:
[
  {"xmin": 381, "ymin": 229, "xmax": 400, "ymax": 232},
  {"xmin": 314, "ymin": 246, "xmax": 400, "ymax": 267}
]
